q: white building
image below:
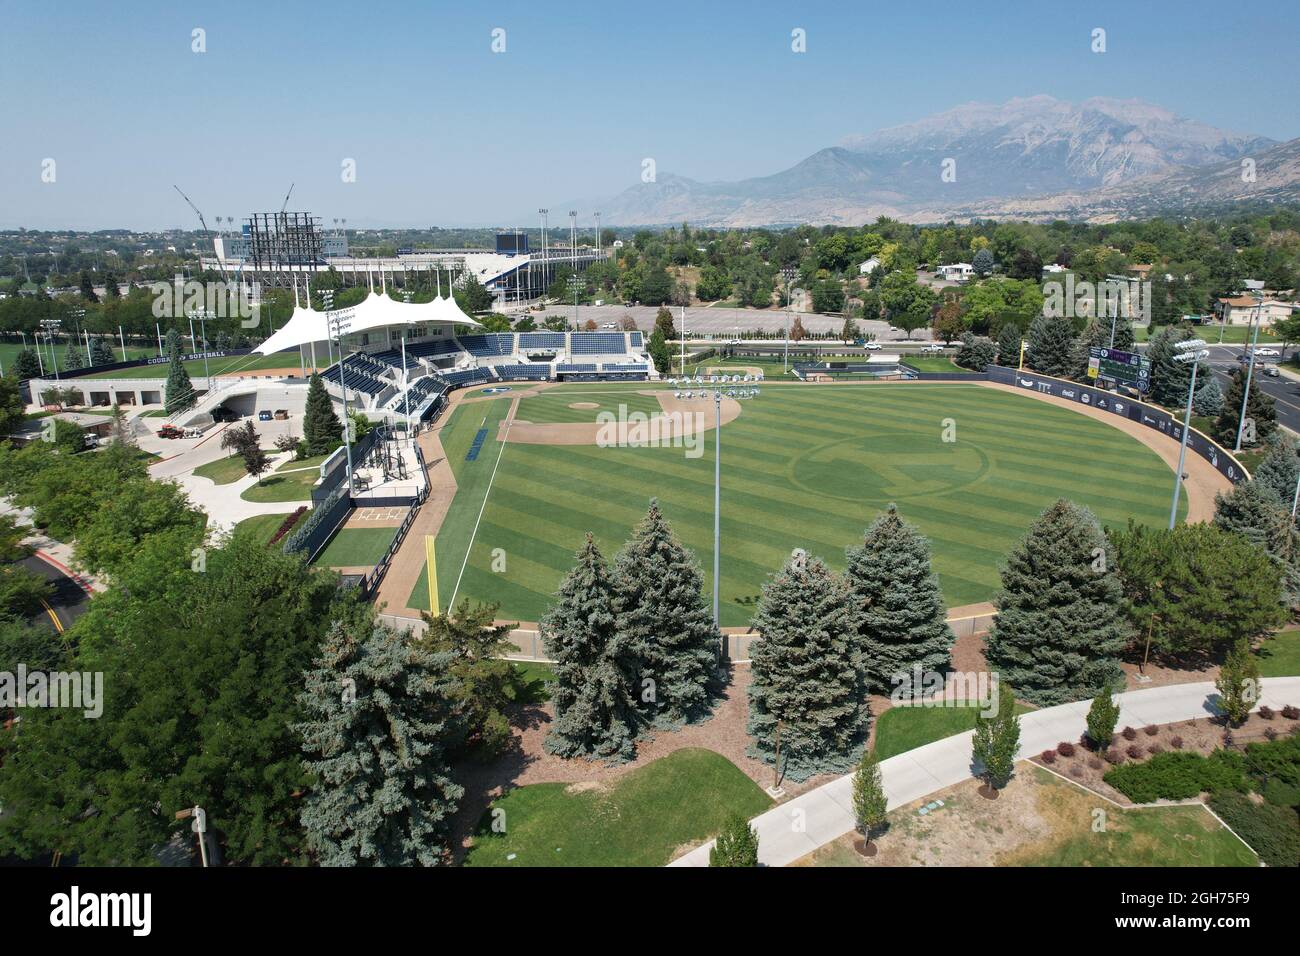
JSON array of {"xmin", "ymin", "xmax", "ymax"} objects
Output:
[
  {"xmin": 858, "ymin": 256, "xmax": 880, "ymax": 276},
  {"xmin": 1216, "ymin": 296, "xmax": 1298, "ymax": 327},
  {"xmin": 937, "ymin": 262, "xmax": 973, "ymax": 282}
]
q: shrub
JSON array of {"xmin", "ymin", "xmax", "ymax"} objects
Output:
[
  {"xmin": 1127, "ymin": 745, "xmax": 1143, "ymax": 760},
  {"xmin": 1105, "ymin": 748, "xmax": 1123, "ymax": 764},
  {"xmin": 1208, "ymin": 791, "xmax": 1300, "ymax": 868},
  {"xmin": 1040, "ymin": 750, "xmax": 1056, "ymax": 764},
  {"xmin": 1259, "ymin": 706, "xmax": 1275, "ymax": 720},
  {"xmin": 1104, "ymin": 750, "xmax": 1248, "ymax": 803},
  {"xmin": 1144, "ymin": 725, "xmax": 1159, "ymax": 737},
  {"xmin": 1122, "ymin": 726, "xmax": 1137, "ymax": 741},
  {"xmin": 267, "ymin": 506, "xmax": 308, "ymax": 547},
  {"xmin": 1088, "ymin": 757, "xmax": 1103, "ymax": 770},
  {"xmin": 1079, "ymin": 733, "xmax": 1092, "ymax": 750},
  {"xmin": 1170, "ymin": 736, "xmax": 1184, "ymax": 750},
  {"xmin": 1148, "ymin": 744, "xmax": 1164, "ymax": 755},
  {"xmin": 1265, "ymin": 728, "xmax": 1279, "ymax": 742},
  {"xmin": 1069, "ymin": 765, "xmax": 1083, "ymax": 778},
  {"xmin": 1057, "ymin": 741, "xmax": 1076, "ymax": 758},
  {"xmin": 1282, "ymin": 705, "xmax": 1299, "ymax": 720}
]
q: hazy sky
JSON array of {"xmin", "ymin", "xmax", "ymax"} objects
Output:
[{"xmin": 3, "ymin": 0, "xmax": 1297, "ymax": 230}]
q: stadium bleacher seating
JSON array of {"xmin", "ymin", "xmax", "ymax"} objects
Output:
[
  {"xmin": 458, "ymin": 334, "xmax": 514, "ymax": 357},
  {"xmin": 518, "ymin": 332, "xmax": 566, "ymax": 350},
  {"xmin": 406, "ymin": 338, "xmax": 462, "ymax": 358},
  {"xmin": 556, "ymin": 362, "xmax": 598, "ymax": 374},
  {"xmin": 496, "ymin": 364, "xmax": 551, "ymax": 380},
  {"xmin": 569, "ymin": 332, "xmax": 625, "ymax": 354},
  {"xmin": 370, "ymin": 348, "xmax": 420, "ymax": 371},
  {"xmin": 441, "ymin": 368, "xmax": 493, "ymax": 386}
]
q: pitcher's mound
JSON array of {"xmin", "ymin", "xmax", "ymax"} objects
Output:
[{"xmin": 568, "ymin": 402, "xmax": 600, "ymax": 410}]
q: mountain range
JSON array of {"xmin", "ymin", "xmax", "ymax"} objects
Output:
[{"xmin": 558, "ymin": 96, "xmax": 1297, "ymax": 226}]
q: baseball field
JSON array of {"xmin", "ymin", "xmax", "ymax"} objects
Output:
[{"xmin": 408, "ymin": 381, "xmax": 1184, "ymax": 627}]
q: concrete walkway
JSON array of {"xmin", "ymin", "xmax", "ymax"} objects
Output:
[{"xmin": 669, "ymin": 676, "xmax": 1300, "ymax": 867}]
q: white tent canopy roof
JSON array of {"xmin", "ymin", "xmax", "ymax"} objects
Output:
[{"xmin": 254, "ymin": 292, "xmax": 482, "ymax": 355}]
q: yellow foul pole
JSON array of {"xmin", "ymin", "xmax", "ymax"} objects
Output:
[{"xmin": 425, "ymin": 535, "xmax": 440, "ymax": 616}]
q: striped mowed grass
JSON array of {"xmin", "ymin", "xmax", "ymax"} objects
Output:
[{"xmin": 410, "ymin": 383, "xmax": 1183, "ymax": 627}]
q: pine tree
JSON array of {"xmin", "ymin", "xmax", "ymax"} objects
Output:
[
  {"xmin": 63, "ymin": 341, "xmax": 85, "ymax": 371},
  {"xmin": 996, "ymin": 322, "xmax": 1022, "ymax": 367},
  {"xmin": 1085, "ymin": 689, "xmax": 1121, "ymax": 750},
  {"xmin": 844, "ymin": 505, "xmax": 953, "ymax": 695},
  {"xmin": 108, "ymin": 403, "xmax": 136, "ymax": 450},
  {"xmin": 747, "ymin": 550, "xmax": 868, "ymax": 781},
  {"xmin": 163, "ymin": 328, "xmax": 195, "ymax": 415},
  {"xmin": 1147, "ymin": 325, "xmax": 1204, "ymax": 409},
  {"xmin": 955, "ymin": 333, "xmax": 996, "ymax": 371},
  {"xmin": 972, "ymin": 681, "xmax": 1020, "ymax": 790},
  {"xmin": 1215, "ymin": 638, "xmax": 1261, "ymax": 725},
  {"xmin": 90, "ymin": 337, "xmax": 116, "ymax": 366},
  {"xmin": 984, "ymin": 500, "xmax": 1129, "ymax": 706},
  {"xmin": 851, "ymin": 747, "xmax": 888, "ymax": 848},
  {"xmin": 295, "ymin": 618, "xmax": 465, "ymax": 866},
  {"xmin": 1252, "ymin": 435, "xmax": 1299, "ymax": 505},
  {"xmin": 1192, "ymin": 374, "xmax": 1225, "ymax": 417},
  {"xmin": 1214, "ymin": 479, "xmax": 1300, "ymax": 609},
  {"xmin": 302, "ymin": 372, "xmax": 342, "ymax": 456},
  {"xmin": 1025, "ymin": 314, "xmax": 1075, "ymax": 377},
  {"xmin": 612, "ymin": 500, "xmax": 720, "ymax": 727},
  {"xmin": 541, "ymin": 534, "xmax": 640, "ymax": 762},
  {"xmin": 709, "ymin": 811, "xmax": 759, "ymax": 867},
  {"xmin": 12, "ymin": 348, "xmax": 40, "ymax": 379},
  {"xmin": 1214, "ymin": 366, "xmax": 1276, "ymax": 447}
]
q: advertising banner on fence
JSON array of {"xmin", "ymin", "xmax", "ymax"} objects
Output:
[{"xmin": 988, "ymin": 365, "xmax": 1247, "ymax": 484}]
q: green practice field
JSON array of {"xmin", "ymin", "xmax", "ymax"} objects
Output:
[
  {"xmin": 70, "ymin": 352, "xmax": 305, "ymax": 380},
  {"xmin": 313, "ymin": 526, "xmax": 397, "ymax": 568},
  {"xmin": 410, "ymin": 382, "xmax": 1184, "ymax": 627}
]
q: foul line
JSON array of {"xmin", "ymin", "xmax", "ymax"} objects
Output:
[{"xmin": 448, "ymin": 412, "xmax": 513, "ymax": 609}]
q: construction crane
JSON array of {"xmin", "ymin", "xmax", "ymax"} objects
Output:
[
  {"xmin": 173, "ymin": 185, "xmax": 228, "ymax": 280},
  {"xmin": 280, "ymin": 183, "xmax": 294, "ymax": 214}
]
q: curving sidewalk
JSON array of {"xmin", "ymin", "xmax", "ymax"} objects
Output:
[{"xmin": 669, "ymin": 676, "xmax": 1300, "ymax": 867}]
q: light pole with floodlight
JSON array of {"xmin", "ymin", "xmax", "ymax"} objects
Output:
[
  {"xmin": 1233, "ymin": 292, "xmax": 1265, "ymax": 453},
  {"xmin": 1168, "ymin": 340, "xmax": 1209, "ymax": 530},
  {"xmin": 712, "ymin": 388, "xmax": 722, "ymax": 642},
  {"xmin": 322, "ymin": 289, "xmax": 356, "ymax": 496}
]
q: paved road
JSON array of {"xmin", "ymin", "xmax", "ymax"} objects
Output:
[
  {"xmin": 22, "ymin": 553, "xmax": 89, "ymax": 635},
  {"xmin": 669, "ymin": 676, "xmax": 1300, "ymax": 867}
]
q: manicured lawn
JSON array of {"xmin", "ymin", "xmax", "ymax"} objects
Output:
[
  {"xmin": 901, "ymin": 355, "xmax": 966, "ymax": 373},
  {"xmin": 231, "ymin": 511, "xmax": 298, "ymax": 546},
  {"xmin": 412, "ymin": 383, "xmax": 1183, "ymax": 626},
  {"xmin": 194, "ymin": 452, "xmax": 273, "ymax": 485},
  {"xmin": 1256, "ymin": 628, "xmax": 1300, "ymax": 677},
  {"xmin": 873, "ymin": 702, "xmax": 1033, "ymax": 760},
  {"xmin": 511, "ymin": 661, "xmax": 553, "ymax": 704},
  {"xmin": 463, "ymin": 748, "xmax": 771, "ymax": 867},
  {"xmin": 275, "ymin": 452, "xmax": 333, "ymax": 473},
  {"xmin": 0, "ymin": 340, "xmax": 155, "ymax": 372},
  {"xmin": 240, "ymin": 469, "xmax": 318, "ymax": 502},
  {"xmin": 312, "ymin": 526, "xmax": 397, "ymax": 568}
]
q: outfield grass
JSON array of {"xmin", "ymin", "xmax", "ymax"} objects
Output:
[
  {"xmin": 873, "ymin": 702, "xmax": 1034, "ymax": 760},
  {"xmin": 902, "ymin": 355, "xmax": 965, "ymax": 373},
  {"xmin": 463, "ymin": 748, "xmax": 771, "ymax": 867},
  {"xmin": 411, "ymin": 383, "xmax": 1183, "ymax": 626},
  {"xmin": 72, "ymin": 352, "xmax": 303, "ymax": 380},
  {"xmin": 0, "ymin": 340, "xmax": 156, "ymax": 372},
  {"xmin": 1256, "ymin": 628, "xmax": 1300, "ymax": 677},
  {"xmin": 313, "ymin": 526, "xmax": 397, "ymax": 568}
]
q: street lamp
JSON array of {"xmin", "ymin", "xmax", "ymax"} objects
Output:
[
  {"xmin": 174, "ymin": 806, "xmax": 210, "ymax": 867},
  {"xmin": 1233, "ymin": 292, "xmax": 1265, "ymax": 453},
  {"xmin": 1168, "ymin": 340, "xmax": 1209, "ymax": 530},
  {"xmin": 712, "ymin": 389, "xmax": 722, "ymax": 637},
  {"xmin": 188, "ymin": 309, "xmax": 215, "ymax": 391},
  {"xmin": 780, "ymin": 267, "xmax": 799, "ymax": 374}
]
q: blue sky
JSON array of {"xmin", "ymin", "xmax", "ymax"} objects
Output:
[{"xmin": 2, "ymin": 0, "xmax": 1297, "ymax": 229}]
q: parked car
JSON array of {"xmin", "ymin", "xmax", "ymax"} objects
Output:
[
  {"xmin": 258, "ymin": 409, "xmax": 272, "ymax": 421},
  {"xmin": 155, "ymin": 424, "xmax": 183, "ymax": 439},
  {"xmin": 273, "ymin": 409, "xmax": 289, "ymax": 420},
  {"xmin": 1264, "ymin": 365, "xmax": 1280, "ymax": 377},
  {"xmin": 864, "ymin": 342, "xmax": 882, "ymax": 351},
  {"xmin": 1253, "ymin": 347, "xmax": 1280, "ymax": 357}
]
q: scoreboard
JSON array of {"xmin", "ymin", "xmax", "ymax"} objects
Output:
[{"xmin": 1087, "ymin": 346, "xmax": 1151, "ymax": 391}]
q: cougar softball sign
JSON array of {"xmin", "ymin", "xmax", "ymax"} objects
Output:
[{"xmin": 1087, "ymin": 347, "xmax": 1151, "ymax": 392}]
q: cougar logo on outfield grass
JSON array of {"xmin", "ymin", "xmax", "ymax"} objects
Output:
[{"xmin": 788, "ymin": 433, "xmax": 990, "ymax": 503}]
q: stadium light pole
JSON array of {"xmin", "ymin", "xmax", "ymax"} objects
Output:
[
  {"xmin": 1232, "ymin": 292, "xmax": 1265, "ymax": 453},
  {"xmin": 712, "ymin": 389, "xmax": 722, "ymax": 636},
  {"xmin": 323, "ymin": 289, "xmax": 356, "ymax": 497},
  {"xmin": 1168, "ymin": 340, "xmax": 1208, "ymax": 530},
  {"xmin": 780, "ymin": 267, "xmax": 798, "ymax": 374}
]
